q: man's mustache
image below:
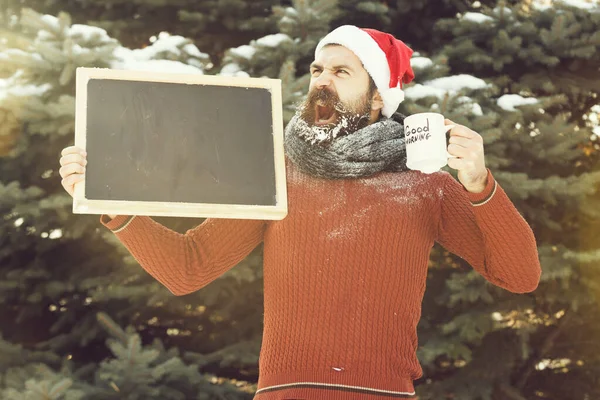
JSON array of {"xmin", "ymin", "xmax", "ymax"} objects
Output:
[{"xmin": 307, "ymin": 88, "xmax": 339, "ymax": 105}]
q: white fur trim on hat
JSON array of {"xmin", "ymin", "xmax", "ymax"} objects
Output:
[{"xmin": 315, "ymin": 25, "xmax": 405, "ymax": 117}]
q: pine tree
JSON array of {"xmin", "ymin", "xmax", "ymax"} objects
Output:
[
  {"xmin": 386, "ymin": 0, "xmax": 503, "ymax": 54},
  {"xmin": 0, "ymin": 6, "xmax": 258, "ymax": 397},
  {"xmin": 8, "ymin": 0, "xmax": 281, "ymax": 66},
  {"xmin": 397, "ymin": 1, "xmax": 600, "ymax": 399},
  {"xmin": 0, "ymin": 314, "xmax": 256, "ymax": 399},
  {"xmin": 219, "ymin": 0, "xmax": 341, "ymax": 123},
  {"xmin": 332, "ymin": 0, "xmax": 393, "ymax": 32},
  {"xmin": 3, "ymin": 0, "xmax": 600, "ymax": 399}
]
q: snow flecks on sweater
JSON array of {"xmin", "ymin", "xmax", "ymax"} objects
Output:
[
  {"xmin": 288, "ymin": 166, "xmax": 445, "ymax": 242},
  {"xmin": 363, "ymin": 171, "xmax": 428, "ymax": 193},
  {"xmin": 362, "ymin": 171, "xmax": 444, "ymax": 207},
  {"xmin": 325, "ymin": 203, "xmax": 380, "ymax": 241}
]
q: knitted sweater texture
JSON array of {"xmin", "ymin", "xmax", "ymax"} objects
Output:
[{"xmin": 100, "ymin": 160, "xmax": 541, "ymax": 400}]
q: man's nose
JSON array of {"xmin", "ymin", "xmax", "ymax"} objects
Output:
[{"xmin": 314, "ymin": 72, "xmax": 333, "ymax": 89}]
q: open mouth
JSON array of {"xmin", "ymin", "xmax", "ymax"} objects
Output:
[{"xmin": 315, "ymin": 103, "xmax": 337, "ymax": 125}]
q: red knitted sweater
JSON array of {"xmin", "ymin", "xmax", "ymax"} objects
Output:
[{"xmin": 100, "ymin": 160, "xmax": 541, "ymax": 400}]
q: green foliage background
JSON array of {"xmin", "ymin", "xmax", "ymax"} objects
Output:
[{"xmin": 0, "ymin": 0, "xmax": 599, "ymax": 399}]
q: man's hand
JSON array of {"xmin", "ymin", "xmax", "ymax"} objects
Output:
[
  {"xmin": 59, "ymin": 146, "xmax": 116, "ymax": 219},
  {"xmin": 445, "ymin": 119, "xmax": 488, "ymax": 193},
  {"xmin": 59, "ymin": 146, "xmax": 87, "ymax": 197}
]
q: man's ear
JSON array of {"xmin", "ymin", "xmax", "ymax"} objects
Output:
[{"xmin": 371, "ymin": 90, "xmax": 384, "ymax": 111}]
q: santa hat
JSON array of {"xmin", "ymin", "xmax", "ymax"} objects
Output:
[{"xmin": 315, "ymin": 25, "xmax": 415, "ymax": 118}]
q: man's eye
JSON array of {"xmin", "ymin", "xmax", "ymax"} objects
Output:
[
  {"xmin": 311, "ymin": 69, "xmax": 321, "ymax": 75},
  {"xmin": 337, "ymin": 70, "xmax": 348, "ymax": 75}
]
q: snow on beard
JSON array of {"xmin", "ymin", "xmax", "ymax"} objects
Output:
[{"xmin": 295, "ymin": 87, "xmax": 372, "ymax": 145}]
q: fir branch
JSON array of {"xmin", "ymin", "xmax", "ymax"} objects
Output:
[
  {"xmin": 96, "ymin": 312, "xmax": 128, "ymax": 343},
  {"xmin": 497, "ymin": 383, "xmax": 528, "ymax": 400},
  {"xmin": 563, "ymin": 248, "xmax": 600, "ymax": 263},
  {"xmin": 48, "ymin": 378, "xmax": 73, "ymax": 398},
  {"xmin": 515, "ymin": 310, "xmax": 573, "ymax": 389}
]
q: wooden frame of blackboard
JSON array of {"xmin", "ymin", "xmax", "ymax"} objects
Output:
[{"xmin": 73, "ymin": 67, "xmax": 287, "ymax": 220}]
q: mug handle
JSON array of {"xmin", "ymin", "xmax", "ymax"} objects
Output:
[{"xmin": 445, "ymin": 124, "xmax": 457, "ymax": 159}]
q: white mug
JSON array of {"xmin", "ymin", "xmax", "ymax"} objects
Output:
[{"xmin": 403, "ymin": 112, "xmax": 455, "ymax": 174}]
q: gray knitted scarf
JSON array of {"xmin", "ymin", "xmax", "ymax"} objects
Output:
[{"xmin": 283, "ymin": 112, "xmax": 409, "ymax": 179}]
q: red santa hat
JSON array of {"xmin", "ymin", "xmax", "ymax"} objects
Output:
[{"xmin": 315, "ymin": 25, "xmax": 415, "ymax": 118}]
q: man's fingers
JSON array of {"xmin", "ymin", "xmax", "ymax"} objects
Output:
[
  {"xmin": 447, "ymin": 156, "xmax": 476, "ymax": 171},
  {"xmin": 61, "ymin": 146, "xmax": 85, "ymax": 157},
  {"xmin": 447, "ymin": 155, "xmax": 462, "ymax": 170},
  {"xmin": 445, "ymin": 119, "xmax": 479, "ymax": 140},
  {"xmin": 61, "ymin": 173, "xmax": 84, "ymax": 187},
  {"xmin": 59, "ymin": 163, "xmax": 85, "ymax": 179},
  {"xmin": 449, "ymin": 126, "xmax": 477, "ymax": 139},
  {"xmin": 60, "ymin": 153, "xmax": 87, "ymax": 167},
  {"xmin": 61, "ymin": 171, "xmax": 85, "ymax": 185},
  {"xmin": 448, "ymin": 135, "xmax": 471, "ymax": 148},
  {"xmin": 59, "ymin": 146, "xmax": 86, "ymax": 199},
  {"xmin": 447, "ymin": 143, "xmax": 470, "ymax": 158}
]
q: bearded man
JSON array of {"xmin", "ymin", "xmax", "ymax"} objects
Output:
[{"xmin": 59, "ymin": 25, "xmax": 542, "ymax": 399}]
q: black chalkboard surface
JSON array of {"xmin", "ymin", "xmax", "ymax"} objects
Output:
[{"xmin": 73, "ymin": 67, "xmax": 287, "ymax": 220}]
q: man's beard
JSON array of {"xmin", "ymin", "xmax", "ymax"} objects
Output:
[{"xmin": 294, "ymin": 88, "xmax": 373, "ymax": 145}]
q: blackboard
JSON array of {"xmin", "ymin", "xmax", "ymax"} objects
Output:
[{"xmin": 72, "ymin": 67, "xmax": 287, "ymax": 220}]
